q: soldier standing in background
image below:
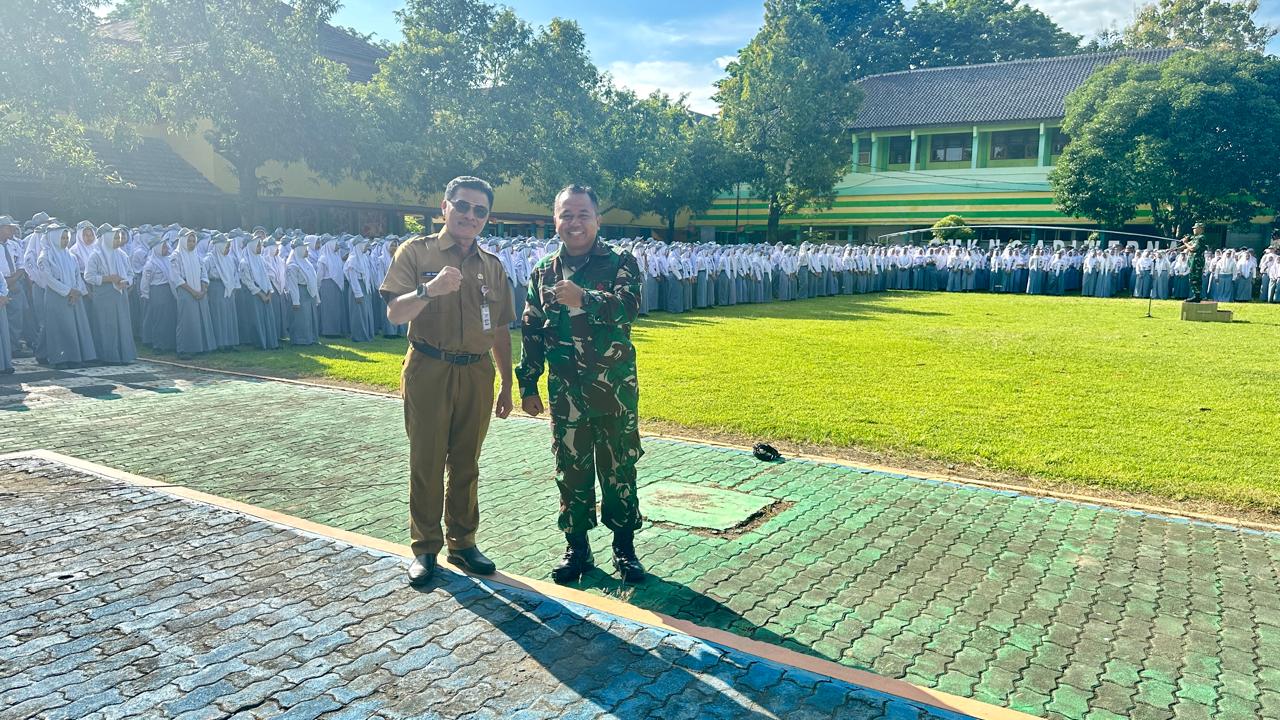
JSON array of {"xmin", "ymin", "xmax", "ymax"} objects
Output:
[{"xmin": 1183, "ymin": 221, "xmax": 1209, "ymax": 303}]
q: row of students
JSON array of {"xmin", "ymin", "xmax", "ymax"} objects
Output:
[
  {"xmin": 6, "ymin": 215, "xmax": 1279, "ymax": 373},
  {"xmin": 485, "ymin": 237, "xmax": 1280, "ymax": 315},
  {"xmin": 0, "ymin": 215, "xmax": 409, "ymax": 369}
]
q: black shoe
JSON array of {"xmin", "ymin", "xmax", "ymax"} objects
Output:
[
  {"xmin": 447, "ymin": 545, "xmax": 496, "ymax": 575},
  {"xmin": 1188, "ymin": 295, "xmax": 1201, "ymax": 303},
  {"xmin": 407, "ymin": 554, "xmax": 436, "ymax": 586},
  {"xmin": 552, "ymin": 534, "xmax": 594, "ymax": 585},
  {"xmin": 612, "ymin": 531, "xmax": 646, "ymax": 584}
]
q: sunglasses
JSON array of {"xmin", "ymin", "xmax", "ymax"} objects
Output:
[{"xmin": 448, "ymin": 199, "xmax": 490, "ymax": 219}]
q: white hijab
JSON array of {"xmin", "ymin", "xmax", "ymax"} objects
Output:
[
  {"xmin": 90, "ymin": 226, "xmax": 128, "ymax": 281},
  {"xmin": 144, "ymin": 238, "xmax": 175, "ymax": 287},
  {"xmin": 70, "ymin": 220, "xmax": 96, "ymax": 271},
  {"xmin": 264, "ymin": 242, "xmax": 288, "ymax": 292},
  {"xmin": 344, "ymin": 239, "xmax": 372, "ymax": 289},
  {"xmin": 318, "ymin": 238, "xmax": 345, "ymax": 281},
  {"xmin": 171, "ymin": 229, "xmax": 203, "ymax": 289},
  {"xmin": 241, "ymin": 237, "xmax": 272, "ymax": 294},
  {"xmin": 208, "ymin": 237, "xmax": 238, "ymax": 297},
  {"xmin": 287, "ymin": 244, "xmax": 319, "ymax": 299},
  {"xmin": 39, "ymin": 227, "xmax": 80, "ymax": 288}
]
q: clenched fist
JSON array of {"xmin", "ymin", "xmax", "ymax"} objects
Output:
[
  {"xmin": 425, "ymin": 266, "xmax": 463, "ymax": 297},
  {"xmin": 522, "ymin": 395, "xmax": 545, "ymax": 417},
  {"xmin": 553, "ymin": 279, "xmax": 584, "ymax": 308}
]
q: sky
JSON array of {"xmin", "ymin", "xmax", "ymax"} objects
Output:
[{"xmin": 326, "ymin": 0, "xmax": 1280, "ymax": 114}]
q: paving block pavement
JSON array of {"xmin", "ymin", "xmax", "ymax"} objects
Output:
[
  {"xmin": 0, "ymin": 456, "xmax": 974, "ymax": 719},
  {"xmin": 4, "ymin": 359, "xmax": 1280, "ymax": 719}
]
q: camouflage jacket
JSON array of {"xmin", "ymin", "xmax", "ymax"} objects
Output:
[
  {"xmin": 516, "ymin": 239, "xmax": 641, "ymax": 420},
  {"xmin": 1187, "ymin": 234, "xmax": 1208, "ymax": 271}
]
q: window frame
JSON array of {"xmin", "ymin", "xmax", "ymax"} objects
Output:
[
  {"xmin": 989, "ymin": 129, "xmax": 1040, "ymax": 161},
  {"xmin": 887, "ymin": 136, "xmax": 912, "ymax": 166},
  {"xmin": 929, "ymin": 133, "xmax": 973, "ymax": 163}
]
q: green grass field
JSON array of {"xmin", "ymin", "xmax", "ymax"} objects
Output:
[{"xmin": 158, "ymin": 293, "xmax": 1280, "ymax": 514}]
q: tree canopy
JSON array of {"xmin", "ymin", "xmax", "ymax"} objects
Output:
[
  {"xmin": 5, "ymin": 0, "xmax": 1277, "ymax": 241},
  {"xmin": 803, "ymin": 0, "xmax": 1082, "ymax": 80},
  {"xmin": 716, "ymin": 1, "xmax": 861, "ymax": 242},
  {"xmin": 610, "ymin": 93, "xmax": 739, "ymax": 240},
  {"xmin": 1125, "ymin": 0, "xmax": 1278, "ymax": 52},
  {"xmin": 125, "ymin": 0, "xmax": 376, "ymax": 225},
  {"xmin": 904, "ymin": 0, "xmax": 1081, "ymax": 68},
  {"xmin": 0, "ymin": 0, "xmax": 155, "ymax": 214},
  {"xmin": 1050, "ymin": 50, "xmax": 1280, "ymax": 236}
]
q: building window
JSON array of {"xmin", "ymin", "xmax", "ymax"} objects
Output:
[
  {"xmin": 1051, "ymin": 129, "xmax": 1069, "ymax": 155},
  {"xmin": 857, "ymin": 149, "xmax": 871, "ymax": 169},
  {"xmin": 930, "ymin": 133, "xmax": 972, "ymax": 163},
  {"xmin": 888, "ymin": 136, "xmax": 911, "ymax": 165},
  {"xmin": 990, "ymin": 129, "xmax": 1039, "ymax": 160}
]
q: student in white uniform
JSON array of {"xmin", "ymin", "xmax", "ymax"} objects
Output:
[
  {"xmin": 83, "ymin": 224, "xmax": 137, "ymax": 364},
  {"xmin": 203, "ymin": 233, "xmax": 241, "ymax": 350},
  {"xmin": 36, "ymin": 225, "xmax": 97, "ymax": 368}
]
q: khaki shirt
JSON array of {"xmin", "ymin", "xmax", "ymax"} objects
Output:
[{"xmin": 379, "ymin": 231, "xmax": 513, "ymax": 355}]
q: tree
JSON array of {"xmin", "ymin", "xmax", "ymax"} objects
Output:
[
  {"xmin": 803, "ymin": 0, "xmax": 1080, "ymax": 80},
  {"xmin": 130, "ymin": 0, "xmax": 376, "ymax": 225},
  {"xmin": 1050, "ymin": 50, "xmax": 1280, "ymax": 236},
  {"xmin": 1124, "ymin": 0, "xmax": 1278, "ymax": 52},
  {"xmin": 368, "ymin": 0, "xmax": 609, "ymax": 206},
  {"xmin": 0, "ymin": 0, "xmax": 155, "ymax": 214},
  {"xmin": 931, "ymin": 214, "xmax": 976, "ymax": 243},
  {"xmin": 715, "ymin": 1, "xmax": 860, "ymax": 243},
  {"xmin": 609, "ymin": 93, "xmax": 739, "ymax": 241},
  {"xmin": 904, "ymin": 0, "xmax": 1081, "ymax": 67},
  {"xmin": 803, "ymin": 0, "xmax": 910, "ymax": 78}
]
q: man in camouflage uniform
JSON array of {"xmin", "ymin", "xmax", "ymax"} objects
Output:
[
  {"xmin": 1183, "ymin": 221, "xmax": 1209, "ymax": 303},
  {"xmin": 517, "ymin": 185, "xmax": 646, "ymax": 584}
]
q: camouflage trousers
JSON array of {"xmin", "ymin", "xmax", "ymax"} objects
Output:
[
  {"xmin": 1189, "ymin": 258, "xmax": 1205, "ymax": 300},
  {"xmin": 551, "ymin": 410, "xmax": 644, "ymax": 535}
]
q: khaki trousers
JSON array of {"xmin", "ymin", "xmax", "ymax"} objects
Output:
[{"xmin": 402, "ymin": 348, "xmax": 494, "ymax": 556}]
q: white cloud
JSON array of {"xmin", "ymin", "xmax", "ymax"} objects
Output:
[
  {"xmin": 593, "ymin": 11, "xmax": 761, "ymax": 51},
  {"xmin": 715, "ymin": 54, "xmax": 738, "ymax": 69},
  {"xmin": 1019, "ymin": 0, "xmax": 1135, "ymax": 39},
  {"xmin": 605, "ymin": 59, "xmax": 728, "ymax": 115}
]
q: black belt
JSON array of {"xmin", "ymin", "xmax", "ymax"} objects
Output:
[{"xmin": 411, "ymin": 340, "xmax": 485, "ymax": 365}]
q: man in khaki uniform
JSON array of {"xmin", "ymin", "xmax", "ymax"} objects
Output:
[{"xmin": 381, "ymin": 176, "xmax": 514, "ymax": 586}]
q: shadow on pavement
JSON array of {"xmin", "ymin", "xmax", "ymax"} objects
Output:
[{"xmin": 424, "ymin": 572, "xmax": 788, "ymax": 719}]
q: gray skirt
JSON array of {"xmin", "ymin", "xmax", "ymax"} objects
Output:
[
  {"xmin": 207, "ymin": 280, "xmax": 239, "ymax": 349},
  {"xmin": 291, "ymin": 289, "xmax": 318, "ymax": 345},
  {"xmin": 174, "ymin": 289, "xmax": 217, "ymax": 355},
  {"xmin": 143, "ymin": 285, "xmax": 177, "ymax": 351},
  {"xmin": 89, "ymin": 283, "xmax": 137, "ymax": 364},
  {"xmin": 41, "ymin": 290, "xmax": 97, "ymax": 366},
  {"xmin": 318, "ymin": 278, "xmax": 347, "ymax": 336}
]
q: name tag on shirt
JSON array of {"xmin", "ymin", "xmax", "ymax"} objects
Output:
[
  {"xmin": 421, "ymin": 271, "xmax": 438, "ymax": 280},
  {"xmin": 481, "ymin": 303, "xmax": 492, "ymax": 331}
]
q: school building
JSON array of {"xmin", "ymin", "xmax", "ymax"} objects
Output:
[{"xmin": 695, "ymin": 49, "xmax": 1275, "ymax": 250}]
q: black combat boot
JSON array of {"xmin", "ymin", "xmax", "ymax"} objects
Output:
[
  {"xmin": 552, "ymin": 532, "xmax": 594, "ymax": 585},
  {"xmin": 611, "ymin": 529, "xmax": 646, "ymax": 584}
]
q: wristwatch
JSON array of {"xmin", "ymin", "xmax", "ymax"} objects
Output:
[{"xmin": 415, "ymin": 282, "xmax": 430, "ymax": 300}]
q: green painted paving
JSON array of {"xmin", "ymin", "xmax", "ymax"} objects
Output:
[{"xmin": 4, "ymin": 361, "xmax": 1280, "ymax": 720}]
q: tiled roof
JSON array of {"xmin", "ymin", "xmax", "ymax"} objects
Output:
[
  {"xmin": 0, "ymin": 136, "xmax": 223, "ymax": 197},
  {"xmin": 851, "ymin": 49, "xmax": 1180, "ymax": 131},
  {"xmin": 98, "ymin": 14, "xmax": 386, "ymax": 82}
]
